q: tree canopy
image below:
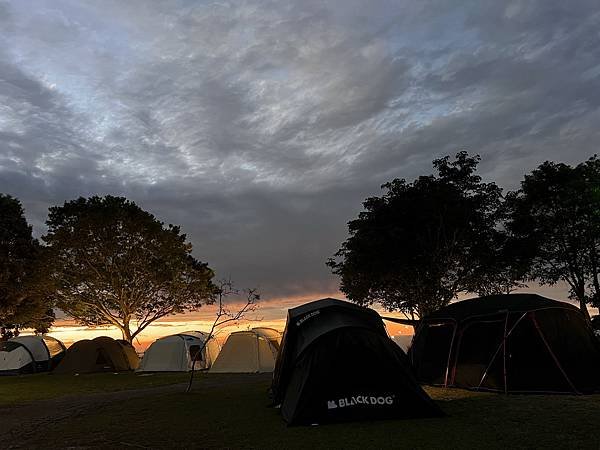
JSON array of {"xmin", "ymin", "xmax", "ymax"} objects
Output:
[
  {"xmin": 43, "ymin": 195, "xmax": 218, "ymax": 342},
  {"xmin": 505, "ymin": 156, "xmax": 600, "ymax": 320},
  {"xmin": 328, "ymin": 152, "xmax": 515, "ymax": 319},
  {"xmin": 0, "ymin": 194, "xmax": 54, "ymax": 339}
]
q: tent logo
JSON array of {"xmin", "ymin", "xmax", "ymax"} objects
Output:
[
  {"xmin": 296, "ymin": 310, "xmax": 320, "ymax": 327},
  {"xmin": 327, "ymin": 395, "xmax": 395, "ymax": 409}
]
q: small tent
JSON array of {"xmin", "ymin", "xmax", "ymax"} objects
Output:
[
  {"xmin": 409, "ymin": 293, "xmax": 600, "ymax": 393},
  {"xmin": 53, "ymin": 336, "xmax": 140, "ymax": 374},
  {"xmin": 209, "ymin": 328, "xmax": 281, "ymax": 373},
  {"xmin": 138, "ymin": 331, "xmax": 221, "ymax": 372},
  {"xmin": 0, "ymin": 335, "xmax": 66, "ymax": 375},
  {"xmin": 271, "ymin": 298, "xmax": 443, "ymax": 425}
]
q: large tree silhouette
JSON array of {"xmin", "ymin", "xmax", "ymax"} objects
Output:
[
  {"xmin": 0, "ymin": 194, "xmax": 54, "ymax": 339},
  {"xmin": 43, "ymin": 195, "xmax": 217, "ymax": 342},
  {"xmin": 505, "ymin": 156, "xmax": 600, "ymax": 321},
  {"xmin": 328, "ymin": 152, "xmax": 514, "ymax": 319}
]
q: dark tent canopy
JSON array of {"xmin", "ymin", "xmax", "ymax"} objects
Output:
[
  {"xmin": 53, "ymin": 336, "xmax": 140, "ymax": 374},
  {"xmin": 272, "ymin": 298, "xmax": 443, "ymax": 425},
  {"xmin": 409, "ymin": 293, "xmax": 600, "ymax": 394}
]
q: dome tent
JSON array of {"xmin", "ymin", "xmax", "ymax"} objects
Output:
[
  {"xmin": 0, "ymin": 335, "xmax": 66, "ymax": 375},
  {"xmin": 138, "ymin": 331, "xmax": 220, "ymax": 372},
  {"xmin": 409, "ymin": 293, "xmax": 600, "ymax": 394},
  {"xmin": 209, "ymin": 328, "xmax": 281, "ymax": 373},
  {"xmin": 271, "ymin": 298, "xmax": 443, "ymax": 425},
  {"xmin": 53, "ymin": 336, "xmax": 139, "ymax": 374}
]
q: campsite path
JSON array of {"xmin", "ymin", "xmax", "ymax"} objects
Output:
[
  {"xmin": 1, "ymin": 374, "xmax": 272, "ymax": 449},
  {"xmin": 0, "ymin": 382, "xmax": 189, "ymax": 448}
]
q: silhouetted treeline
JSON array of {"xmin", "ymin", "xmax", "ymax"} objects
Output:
[{"xmin": 329, "ymin": 152, "xmax": 600, "ymax": 322}]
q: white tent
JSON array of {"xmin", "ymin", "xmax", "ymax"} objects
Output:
[
  {"xmin": 0, "ymin": 335, "xmax": 66, "ymax": 375},
  {"xmin": 392, "ymin": 334, "xmax": 414, "ymax": 352},
  {"xmin": 137, "ymin": 331, "xmax": 220, "ymax": 372},
  {"xmin": 209, "ymin": 327, "xmax": 281, "ymax": 373}
]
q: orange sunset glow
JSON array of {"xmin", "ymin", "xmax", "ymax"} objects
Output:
[{"xmin": 29, "ymin": 293, "xmax": 414, "ymax": 352}]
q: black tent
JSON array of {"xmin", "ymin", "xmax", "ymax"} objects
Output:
[
  {"xmin": 409, "ymin": 293, "xmax": 600, "ymax": 394},
  {"xmin": 271, "ymin": 298, "xmax": 443, "ymax": 425}
]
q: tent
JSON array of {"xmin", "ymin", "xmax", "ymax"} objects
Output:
[
  {"xmin": 392, "ymin": 335, "xmax": 414, "ymax": 352},
  {"xmin": 209, "ymin": 328, "xmax": 281, "ymax": 373},
  {"xmin": 138, "ymin": 331, "xmax": 221, "ymax": 372},
  {"xmin": 0, "ymin": 335, "xmax": 66, "ymax": 375},
  {"xmin": 271, "ymin": 298, "xmax": 443, "ymax": 425},
  {"xmin": 409, "ymin": 293, "xmax": 600, "ymax": 394},
  {"xmin": 53, "ymin": 336, "xmax": 140, "ymax": 374}
]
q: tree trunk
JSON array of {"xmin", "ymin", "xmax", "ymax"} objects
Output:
[
  {"xmin": 578, "ymin": 295, "xmax": 592, "ymax": 323},
  {"xmin": 121, "ymin": 318, "xmax": 133, "ymax": 343},
  {"xmin": 570, "ymin": 280, "xmax": 593, "ymax": 323}
]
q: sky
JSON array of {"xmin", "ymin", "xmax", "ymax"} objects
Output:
[{"xmin": 1, "ymin": 1, "xmax": 599, "ymax": 348}]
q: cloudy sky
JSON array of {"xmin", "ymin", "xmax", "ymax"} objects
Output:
[{"xmin": 1, "ymin": 0, "xmax": 598, "ymax": 307}]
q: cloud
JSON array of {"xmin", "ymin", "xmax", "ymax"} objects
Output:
[{"xmin": 1, "ymin": 0, "xmax": 599, "ymax": 300}]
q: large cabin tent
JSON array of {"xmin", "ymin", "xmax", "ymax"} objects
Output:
[
  {"xmin": 209, "ymin": 328, "xmax": 281, "ymax": 373},
  {"xmin": 138, "ymin": 331, "xmax": 220, "ymax": 372},
  {"xmin": 0, "ymin": 335, "xmax": 66, "ymax": 375},
  {"xmin": 409, "ymin": 294, "xmax": 600, "ymax": 394},
  {"xmin": 271, "ymin": 298, "xmax": 443, "ymax": 425},
  {"xmin": 53, "ymin": 336, "xmax": 140, "ymax": 374}
]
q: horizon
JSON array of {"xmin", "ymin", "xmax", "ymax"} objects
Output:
[{"xmin": 19, "ymin": 283, "xmax": 582, "ymax": 351}]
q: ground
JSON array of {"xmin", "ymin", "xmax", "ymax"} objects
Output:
[{"xmin": 1, "ymin": 373, "xmax": 599, "ymax": 449}]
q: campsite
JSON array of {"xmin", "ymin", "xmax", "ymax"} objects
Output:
[
  {"xmin": 2, "ymin": 372, "xmax": 600, "ymax": 448},
  {"xmin": 2, "ymin": 1, "xmax": 600, "ymax": 448},
  {"xmin": 2, "ymin": 296, "xmax": 600, "ymax": 448}
]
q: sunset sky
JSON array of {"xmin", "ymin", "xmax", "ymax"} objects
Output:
[{"xmin": 1, "ymin": 1, "xmax": 599, "ymax": 350}]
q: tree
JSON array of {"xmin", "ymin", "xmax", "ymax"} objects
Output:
[
  {"xmin": 186, "ymin": 279, "xmax": 259, "ymax": 392},
  {"xmin": 43, "ymin": 195, "xmax": 218, "ymax": 342},
  {"xmin": 328, "ymin": 151, "xmax": 515, "ymax": 319},
  {"xmin": 0, "ymin": 194, "xmax": 54, "ymax": 339},
  {"xmin": 505, "ymin": 156, "xmax": 600, "ymax": 321}
]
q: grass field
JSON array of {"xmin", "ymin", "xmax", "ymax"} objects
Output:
[
  {"xmin": 0, "ymin": 372, "xmax": 189, "ymax": 405},
  {"xmin": 2, "ymin": 372, "xmax": 600, "ymax": 449}
]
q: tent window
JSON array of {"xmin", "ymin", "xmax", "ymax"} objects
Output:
[
  {"xmin": 189, "ymin": 345, "xmax": 203, "ymax": 362},
  {"xmin": 0, "ymin": 342, "xmax": 21, "ymax": 352},
  {"xmin": 43, "ymin": 338, "xmax": 64, "ymax": 357}
]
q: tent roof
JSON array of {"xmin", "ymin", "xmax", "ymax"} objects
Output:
[
  {"xmin": 9, "ymin": 335, "xmax": 65, "ymax": 362},
  {"xmin": 425, "ymin": 293, "xmax": 579, "ymax": 322},
  {"xmin": 288, "ymin": 297, "xmax": 379, "ymax": 321},
  {"xmin": 285, "ymin": 298, "xmax": 386, "ymax": 349},
  {"xmin": 251, "ymin": 327, "xmax": 281, "ymax": 340},
  {"xmin": 177, "ymin": 331, "xmax": 209, "ymax": 339},
  {"xmin": 153, "ymin": 331, "xmax": 209, "ymax": 342}
]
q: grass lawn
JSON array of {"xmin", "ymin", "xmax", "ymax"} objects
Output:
[
  {"xmin": 0, "ymin": 371, "xmax": 189, "ymax": 405},
  {"xmin": 3, "ymin": 372, "xmax": 600, "ymax": 449}
]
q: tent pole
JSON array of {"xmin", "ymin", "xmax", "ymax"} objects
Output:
[
  {"xmin": 444, "ymin": 323, "xmax": 457, "ymax": 388},
  {"xmin": 503, "ymin": 312, "xmax": 508, "ymax": 395}
]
